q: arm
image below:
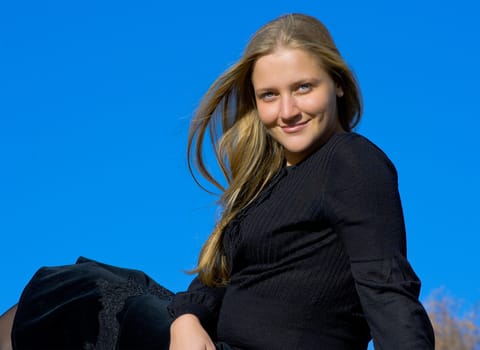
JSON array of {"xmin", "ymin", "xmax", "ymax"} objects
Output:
[
  {"xmin": 169, "ymin": 313, "xmax": 216, "ymax": 350},
  {"xmin": 167, "ymin": 276, "xmax": 227, "ymax": 349},
  {"xmin": 0, "ymin": 304, "xmax": 17, "ymax": 350},
  {"xmin": 324, "ymin": 135, "xmax": 434, "ymax": 349},
  {"xmin": 167, "ymin": 276, "xmax": 227, "ymax": 335}
]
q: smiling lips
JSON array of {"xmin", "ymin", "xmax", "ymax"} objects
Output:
[{"xmin": 280, "ymin": 119, "xmax": 311, "ymax": 133}]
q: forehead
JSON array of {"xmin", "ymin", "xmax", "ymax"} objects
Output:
[{"xmin": 251, "ymin": 48, "xmax": 327, "ymax": 87}]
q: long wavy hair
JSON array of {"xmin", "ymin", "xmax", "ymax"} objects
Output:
[{"xmin": 188, "ymin": 13, "xmax": 363, "ymax": 286}]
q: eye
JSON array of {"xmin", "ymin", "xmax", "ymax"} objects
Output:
[
  {"xmin": 297, "ymin": 83, "xmax": 312, "ymax": 93},
  {"xmin": 258, "ymin": 91, "xmax": 277, "ymax": 102}
]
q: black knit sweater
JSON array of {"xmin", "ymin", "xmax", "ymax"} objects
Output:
[{"xmin": 168, "ymin": 132, "xmax": 434, "ymax": 350}]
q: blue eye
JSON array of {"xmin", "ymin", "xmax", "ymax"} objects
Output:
[
  {"xmin": 298, "ymin": 83, "xmax": 312, "ymax": 93},
  {"xmin": 260, "ymin": 92, "xmax": 276, "ymax": 101}
]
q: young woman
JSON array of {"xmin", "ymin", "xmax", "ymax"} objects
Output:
[{"xmin": 0, "ymin": 13, "xmax": 434, "ymax": 350}]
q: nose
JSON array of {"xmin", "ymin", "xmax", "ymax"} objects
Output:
[{"xmin": 279, "ymin": 95, "xmax": 301, "ymax": 122}]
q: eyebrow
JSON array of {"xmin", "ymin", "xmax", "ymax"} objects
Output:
[{"xmin": 254, "ymin": 78, "xmax": 322, "ymax": 94}]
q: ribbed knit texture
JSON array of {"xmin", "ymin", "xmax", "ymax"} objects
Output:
[{"xmin": 169, "ymin": 132, "xmax": 434, "ymax": 350}]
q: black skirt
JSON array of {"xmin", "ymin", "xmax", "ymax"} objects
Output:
[{"xmin": 11, "ymin": 257, "xmax": 232, "ymax": 350}]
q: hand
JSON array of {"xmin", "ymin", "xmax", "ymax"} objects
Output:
[{"xmin": 169, "ymin": 314, "xmax": 216, "ymax": 350}]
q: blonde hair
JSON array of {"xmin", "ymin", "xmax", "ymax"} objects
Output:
[{"xmin": 188, "ymin": 13, "xmax": 362, "ymax": 286}]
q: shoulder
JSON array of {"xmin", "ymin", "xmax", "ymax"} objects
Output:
[
  {"xmin": 327, "ymin": 132, "xmax": 394, "ymax": 165},
  {"xmin": 319, "ymin": 132, "xmax": 398, "ymax": 187},
  {"xmin": 326, "ymin": 132, "xmax": 396, "ymax": 172}
]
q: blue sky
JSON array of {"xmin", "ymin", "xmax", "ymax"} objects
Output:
[{"xmin": 1, "ymin": 0, "xmax": 479, "ymax": 326}]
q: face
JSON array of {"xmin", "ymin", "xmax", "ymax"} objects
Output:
[{"xmin": 251, "ymin": 48, "xmax": 344, "ymax": 166}]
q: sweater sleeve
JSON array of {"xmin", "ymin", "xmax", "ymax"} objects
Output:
[
  {"xmin": 323, "ymin": 134, "xmax": 434, "ymax": 349},
  {"xmin": 167, "ymin": 276, "xmax": 226, "ymax": 334}
]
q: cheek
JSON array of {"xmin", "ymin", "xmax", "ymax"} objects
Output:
[
  {"xmin": 299, "ymin": 87, "xmax": 338, "ymax": 115},
  {"xmin": 299, "ymin": 96, "xmax": 330, "ymax": 114},
  {"xmin": 256, "ymin": 104, "xmax": 277, "ymax": 128}
]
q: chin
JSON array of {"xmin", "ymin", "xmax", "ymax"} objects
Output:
[{"xmin": 284, "ymin": 140, "xmax": 320, "ymax": 155}]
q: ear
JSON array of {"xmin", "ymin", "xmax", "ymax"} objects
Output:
[{"xmin": 336, "ymin": 84, "xmax": 344, "ymax": 97}]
